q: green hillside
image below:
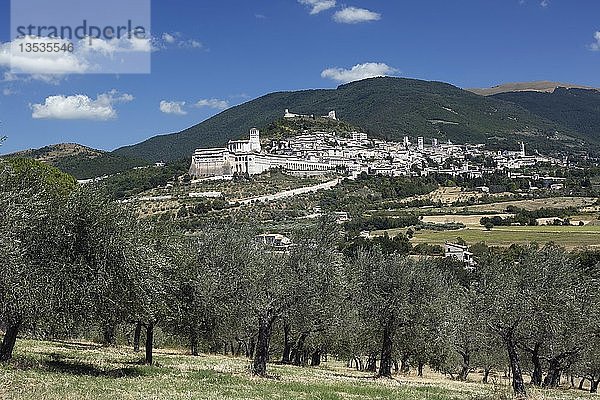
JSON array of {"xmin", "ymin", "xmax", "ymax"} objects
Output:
[
  {"xmin": 263, "ymin": 116, "xmax": 364, "ymax": 140},
  {"xmin": 113, "ymin": 77, "xmax": 585, "ymax": 162},
  {"xmin": 492, "ymin": 88, "xmax": 600, "ymax": 141},
  {"xmin": 8, "ymin": 143, "xmax": 148, "ymax": 180}
]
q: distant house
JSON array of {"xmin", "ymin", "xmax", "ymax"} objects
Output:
[
  {"xmin": 255, "ymin": 234, "xmax": 293, "ymax": 250},
  {"xmin": 352, "ymin": 132, "xmax": 368, "ymax": 141},
  {"xmin": 445, "ymin": 242, "xmax": 476, "ymax": 269},
  {"xmin": 334, "ymin": 211, "xmax": 350, "ymax": 224}
]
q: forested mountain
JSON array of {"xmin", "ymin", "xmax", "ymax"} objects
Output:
[
  {"xmin": 113, "ymin": 77, "xmax": 586, "ymax": 163},
  {"xmin": 492, "ymin": 88, "xmax": 600, "ymax": 141}
]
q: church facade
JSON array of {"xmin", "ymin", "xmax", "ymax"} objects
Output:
[{"xmin": 189, "ymin": 128, "xmax": 335, "ymax": 178}]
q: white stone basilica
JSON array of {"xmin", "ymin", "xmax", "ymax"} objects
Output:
[{"xmin": 189, "ymin": 128, "xmax": 334, "ymax": 178}]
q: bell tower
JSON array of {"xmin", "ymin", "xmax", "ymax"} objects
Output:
[{"xmin": 249, "ymin": 128, "xmax": 261, "ymax": 152}]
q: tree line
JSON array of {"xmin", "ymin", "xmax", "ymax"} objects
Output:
[{"xmin": 1, "ymin": 158, "xmax": 599, "ymax": 398}]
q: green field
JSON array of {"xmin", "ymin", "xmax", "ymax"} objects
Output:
[
  {"xmin": 371, "ymin": 224, "xmax": 600, "ymax": 249},
  {"xmin": 410, "ymin": 225, "xmax": 600, "ymax": 249},
  {"xmin": 0, "ymin": 340, "xmax": 595, "ymax": 400}
]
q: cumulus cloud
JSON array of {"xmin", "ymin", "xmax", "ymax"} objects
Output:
[
  {"xmin": 160, "ymin": 100, "xmax": 188, "ymax": 115},
  {"xmin": 0, "ymin": 37, "xmax": 89, "ymax": 75},
  {"xmin": 0, "ymin": 32, "xmax": 198, "ymax": 79},
  {"xmin": 333, "ymin": 7, "xmax": 381, "ymax": 24},
  {"xmin": 31, "ymin": 89, "xmax": 133, "ymax": 120},
  {"xmin": 194, "ymin": 98, "xmax": 229, "ymax": 110},
  {"xmin": 298, "ymin": 0, "xmax": 337, "ymax": 15},
  {"xmin": 540, "ymin": 0, "xmax": 549, "ymax": 7},
  {"xmin": 321, "ymin": 62, "xmax": 398, "ymax": 83},
  {"xmin": 2, "ymin": 88, "xmax": 14, "ymax": 96},
  {"xmin": 0, "ymin": 35, "xmax": 154, "ymax": 78}
]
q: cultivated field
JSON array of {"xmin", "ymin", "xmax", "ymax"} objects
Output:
[
  {"xmin": 400, "ymin": 187, "xmax": 512, "ymax": 206},
  {"xmin": 0, "ymin": 340, "xmax": 595, "ymax": 400},
  {"xmin": 410, "ymin": 225, "xmax": 600, "ymax": 249},
  {"xmin": 463, "ymin": 197, "xmax": 598, "ymax": 213}
]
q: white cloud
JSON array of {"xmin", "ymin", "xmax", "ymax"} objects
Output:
[
  {"xmin": 2, "ymin": 71, "xmax": 60, "ymax": 85},
  {"xmin": 31, "ymin": 90, "xmax": 133, "ymax": 121},
  {"xmin": 79, "ymin": 36, "xmax": 153, "ymax": 57},
  {"xmin": 157, "ymin": 32, "xmax": 203, "ymax": 50},
  {"xmin": 160, "ymin": 100, "xmax": 188, "ymax": 115},
  {"xmin": 321, "ymin": 62, "xmax": 398, "ymax": 83},
  {"xmin": 162, "ymin": 33, "xmax": 176, "ymax": 44},
  {"xmin": 0, "ymin": 35, "xmax": 153, "ymax": 78},
  {"xmin": 298, "ymin": 0, "xmax": 336, "ymax": 15},
  {"xmin": 333, "ymin": 7, "xmax": 381, "ymax": 24},
  {"xmin": 540, "ymin": 0, "xmax": 549, "ymax": 7},
  {"xmin": 2, "ymin": 88, "xmax": 14, "ymax": 96},
  {"xmin": 0, "ymin": 32, "xmax": 201, "ymax": 79},
  {"xmin": 0, "ymin": 37, "xmax": 89, "ymax": 75},
  {"xmin": 181, "ymin": 39, "xmax": 202, "ymax": 49},
  {"xmin": 3, "ymin": 72, "xmax": 18, "ymax": 82},
  {"xmin": 590, "ymin": 32, "xmax": 600, "ymax": 51},
  {"xmin": 194, "ymin": 98, "xmax": 229, "ymax": 110}
]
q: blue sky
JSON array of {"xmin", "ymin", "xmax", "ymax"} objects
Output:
[{"xmin": 1, "ymin": 0, "xmax": 600, "ymax": 154}]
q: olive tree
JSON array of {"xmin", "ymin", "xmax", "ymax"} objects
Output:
[
  {"xmin": 60, "ymin": 188, "xmax": 173, "ymax": 364},
  {"xmin": 479, "ymin": 244, "xmax": 591, "ymax": 396},
  {"xmin": 0, "ymin": 159, "xmax": 76, "ymax": 361},
  {"xmin": 350, "ymin": 250, "xmax": 451, "ymax": 378},
  {"xmin": 246, "ymin": 220, "xmax": 343, "ymax": 376}
]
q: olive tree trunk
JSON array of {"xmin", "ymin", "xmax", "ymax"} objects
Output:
[
  {"xmin": 133, "ymin": 321, "xmax": 142, "ymax": 353},
  {"xmin": 458, "ymin": 350, "xmax": 471, "ymax": 381},
  {"xmin": 252, "ymin": 317, "xmax": 273, "ymax": 377},
  {"xmin": 281, "ymin": 323, "xmax": 291, "ymax": 364},
  {"xmin": 145, "ymin": 321, "xmax": 154, "ymax": 365},
  {"xmin": 505, "ymin": 333, "xmax": 526, "ymax": 397},
  {"xmin": 529, "ymin": 343, "xmax": 543, "ymax": 386},
  {"xmin": 377, "ymin": 322, "xmax": 394, "ymax": 378},
  {"xmin": 0, "ymin": 320, "xmax": 21, "ymax": 362}
]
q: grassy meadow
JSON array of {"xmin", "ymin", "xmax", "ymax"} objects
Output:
[{"xmin": 0, "ymin": 339, "xmax": 597, "ymax": 400}]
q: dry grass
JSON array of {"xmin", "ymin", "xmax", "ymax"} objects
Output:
[{"xmin": 0, "ymin": 339, "xmax": 596, "ymax": 400}]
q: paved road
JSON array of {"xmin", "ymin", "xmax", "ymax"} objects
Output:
[{"xmin": 229, "ymin": 178, "xmax": 342, "ymax": 206}]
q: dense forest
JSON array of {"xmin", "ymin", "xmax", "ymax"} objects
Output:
[
  {"xmin": 1, "ymin": 157, "xmax": 600, "ymax": 398},
  {"xmin": 493, "ymin": 88, "xmax": 600, "ymax": 141}
]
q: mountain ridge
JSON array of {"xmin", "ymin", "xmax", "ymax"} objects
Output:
[
  {"xmin": 12, "ymin": 77, "xmax": 600, "ymax": 179},
  {"xmin": 468, "ymin": 81, "xmax": 598, "ymax": 96},
  {"xmin": 113, "ymin": 77, "xmax": 586, "ymax": 163},
  {"xmin": 5, "ymin": 143, "xmax": 148, "ymax": 180},
  {"xmin": 492, "ymin": 87, "xmax": 600, "ymax": 141}
]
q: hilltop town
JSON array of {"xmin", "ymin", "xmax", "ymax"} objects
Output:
[{"xmin": 190, "ymin": 109, "xmax": 564, "ymax": 184}]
